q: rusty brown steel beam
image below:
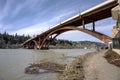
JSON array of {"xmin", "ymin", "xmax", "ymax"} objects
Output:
[
  {"xmin": 39, "ymin": 27, "xmax": 112, "ymax": 49},
  {"xmin": 23, "ymin": 0, "xmax": 117, "ymax": 48},
  {"xmin": 29, "ymin": 0, "xmax": 117, "ymax": 38}
]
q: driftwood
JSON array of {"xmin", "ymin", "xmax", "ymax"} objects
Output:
[{"xmin": 25, "ymin": 62, "xmax": 66, "ymax": 74}]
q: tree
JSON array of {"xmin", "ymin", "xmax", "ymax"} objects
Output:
[
  {"xmin": 0, "ymin": 32, "xmax": 31, "ymax": 49},
  {"xmin": 0, "ymin": 38, "xmax": 6, "ymax": 48}
]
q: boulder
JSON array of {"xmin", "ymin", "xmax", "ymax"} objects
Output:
[{"xmin": 112, "ymin": 25, "xmax": 119, "ymax": 38}]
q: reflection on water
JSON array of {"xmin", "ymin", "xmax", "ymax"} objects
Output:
[{"xmin": 0, "ymin": 49, "xmax": 95, "ymax": 80}]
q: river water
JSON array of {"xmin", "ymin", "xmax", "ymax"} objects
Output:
[{"xmin": 0, "ymin": 49, "xmax": 95, "ymax": 80}]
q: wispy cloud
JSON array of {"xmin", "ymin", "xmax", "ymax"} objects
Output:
[
  {"xmin": 10, "ymin": 23, "xmax": 49, "ymax": 36},
  {"xmin": 0, "ymin": 0, "xmax": 14, "ymax": 21},
  {"xmin": 0, "ymin": 0, "xmax": 113, "ymax": 42},
  {"xmin": 10, "ymin": 10, "xmax": 75, "ymax": 35},
  {"xmin": 57, "ymin": 17, "xmax": 115, "ymax": 42}
]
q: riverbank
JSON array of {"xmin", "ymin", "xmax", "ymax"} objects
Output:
[
  {"xmin": 0, "ymin": 49, "xmax": 95, "ymax": 80},
  {"xmin": 24, "ymin": 50, "xmax": 95, "ymax": 80},
  {"xmin": 59, "ymin": 51, "xmax": 96, "ymax": 80},
  {"xmin": 1, "ymin": 49, "xmax": 119, "ymax": 80},
  {"xmin": 59, "ymin": 50, "xmax": 120, "ymax": 80}
]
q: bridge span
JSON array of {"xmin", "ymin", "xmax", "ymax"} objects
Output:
[{"xmin": 23, "ymin": 0, "xmax": 118, "ymax": 49}]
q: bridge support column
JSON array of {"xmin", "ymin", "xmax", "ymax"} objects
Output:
[
  {"xmin": 26, "ymin": 42, "xmax": 31, "ymax": 49},
  {"xmin": 93, "ymin": 21, "xmax": 95, "ymax": 31},
  {"xmin": 82, "ymin": 19, "xmax": 85, "ymax": 29},
  {"xmin": 40, "ymin": 41, "xmax": 49, "ymax": 50},
  {"xmin": 24, "ymin": 44, "xmax": 29, "ymax": 49},
  {"xmin": 111, "ymin": 3, "xmax": 120, "ymax": 49}
]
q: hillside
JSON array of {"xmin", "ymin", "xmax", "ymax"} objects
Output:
[
  {"xmin": 0, "ymin": 32, "xmax": 106, "ymax": 49},
  {"xmin": 50, "ymin": 39, "xmax": 106, "ymax": 49}
]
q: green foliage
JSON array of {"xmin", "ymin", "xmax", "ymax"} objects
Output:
[
  {"xmin": 54, "ymin": 39, "xmax": 106, "ymax": 49},
  {"xmin": 0, "ymin": 32, "xmax": 30, "ymax": 48},
  {"xmin": 57, "ymin": 39, "xmax": 73, "ymax": 46},
  {"xmin": 0, "ymin": 38, "xmax": 6, "ymax": 48}
]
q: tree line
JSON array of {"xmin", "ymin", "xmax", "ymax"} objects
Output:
[
  {"xmin": 0, "ymin": 32, "xmax": 30, "ymax": 48},
  {"xmin": 0, "ymin": 32, "xmax": 106, "ymax": 49},
  {"xmin": 53, "ymin": 39, "xmax": 106, "ymax": 49}
]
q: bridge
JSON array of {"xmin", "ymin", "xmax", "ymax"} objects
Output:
[{"xmin": 23, "ymin": 0, "xmax": 118, "ymax": 49}]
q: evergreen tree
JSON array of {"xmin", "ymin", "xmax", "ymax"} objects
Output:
[
  {"xmin": 0, "ymin": 32, "xmax": 31, "ymax": 48},
  {"xmin": 0, "ymin": 38, "xmax": 6, "ymax": 48}
]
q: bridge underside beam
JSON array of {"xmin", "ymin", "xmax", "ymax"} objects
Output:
[
  {"xmin": 38, "ymin": 26, "xmax": 112, "ymax": 49},
  {"xmin": 23, "ymin": 0, "xmax": 117, "ymax": 49},
  {"xmin": 23, "ymin": 26, "xmax": 112, "ymax": 50}
]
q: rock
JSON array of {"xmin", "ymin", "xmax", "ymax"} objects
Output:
[
  {"xmin": 104, "ymin": 49, "xmax": 120, "ymax": 67},
  {"xmin": 112, "ymin": 5, "xmax": 120, "ymax": 20}
]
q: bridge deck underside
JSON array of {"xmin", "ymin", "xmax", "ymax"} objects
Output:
[
  {"xmin": 23, "ymin": 0, "xmax": 118, "ymax": 49},
  {"xmin": 38, "ymin": 1, "xmax": 118, "ymax": 36}
]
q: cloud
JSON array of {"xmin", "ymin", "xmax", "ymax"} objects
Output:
[
  {"xmin": 0, "ymin": 0, "xmax": 13, "ymax": 21},
  {"xmin": 0, "ymin": 0, "xmax": 114, "ymax": 42},
  {"xmin": 10, "ymin": 0, "xmax": 45, "ymax": 18},
  {"xmin": 10, "ymin": 22, "xmax": 48, "ymax": 36},
  {"xmin": 9, "ymin": 9, "xmax": 75, "ymax": 35},
  {"xmin": 11, "ymin": 20, "xmax": 114, "ymax": 42},
  {"xmin": 95, "ymin": 18, "xmax": 116, "ymax": 36},
  {"xmin": 57, "ymin": 18, "xmax": 115, "ymax": 42},
  {"xmin": 9, "ymin": 10, "xmax": 115, "ymax": 42}
]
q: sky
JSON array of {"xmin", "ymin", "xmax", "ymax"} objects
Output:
[{"xmin": 0, "ymin": 0, "xmax": 116, "ymax": 42}]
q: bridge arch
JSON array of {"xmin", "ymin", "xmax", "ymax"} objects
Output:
[
  {"xmin": 26, "ymin": 40, "xmax": 39, "ymax": 49},
  {"xmin": 40, "ymin": 26, "xmax": 112, "ymax": 49}
]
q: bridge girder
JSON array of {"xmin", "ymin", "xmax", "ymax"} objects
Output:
[
  {"xmin": 23, "ymin": 0, "xmax": 118, "ymax": 49},
  {"xmin": 24, "ymin": 26, "xmax": 112, "ymax": 49},
  {"xmin": 39, "ymin": 26, "xmax": 112, "ymax": 49}
]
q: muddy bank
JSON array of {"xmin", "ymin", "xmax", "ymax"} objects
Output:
[
  {"xmin": 25, "ymin": 62, "xmax": 66, "ymax": 74},
  {"xmin": 104, "ymin": 49, "xmax": 120, "ymax": 67},
  {"xmin": 59, "ymin": 52, "xmax": 95, "ymax": 80},
  {"xmin": 24, "ymin": 49, "xmax": 120, "ymax": 80},
  {"xmin": 24, "ymin": 51, "xmax": 95, "ymax": 80}
]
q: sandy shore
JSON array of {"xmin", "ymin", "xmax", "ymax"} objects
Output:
[{"xmin": 59, "ymin": 50, "xmax": 120, "ymax": 80}]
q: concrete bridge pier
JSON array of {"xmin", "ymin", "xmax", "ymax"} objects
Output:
[{"xmin": 111, "ymin": 0, "xmax": 120, "ymax": 49}]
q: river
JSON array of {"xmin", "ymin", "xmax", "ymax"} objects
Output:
[{"xmin": 0, "ymin": 49, "xmax": 95, "ymax": 80}]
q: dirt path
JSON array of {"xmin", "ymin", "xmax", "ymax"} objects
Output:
[{"xmin": 83, "ymin": 50, "xmax": 120, "ymax": 80}]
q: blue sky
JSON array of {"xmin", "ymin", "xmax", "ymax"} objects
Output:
[{"xmin": 0, "ymin": 0, "xmax": 116, "ymax": 42}]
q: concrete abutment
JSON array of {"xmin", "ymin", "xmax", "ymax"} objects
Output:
[{"xmin": 112, "ymin": 1, "xmax": 120, "ymax": 49}]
